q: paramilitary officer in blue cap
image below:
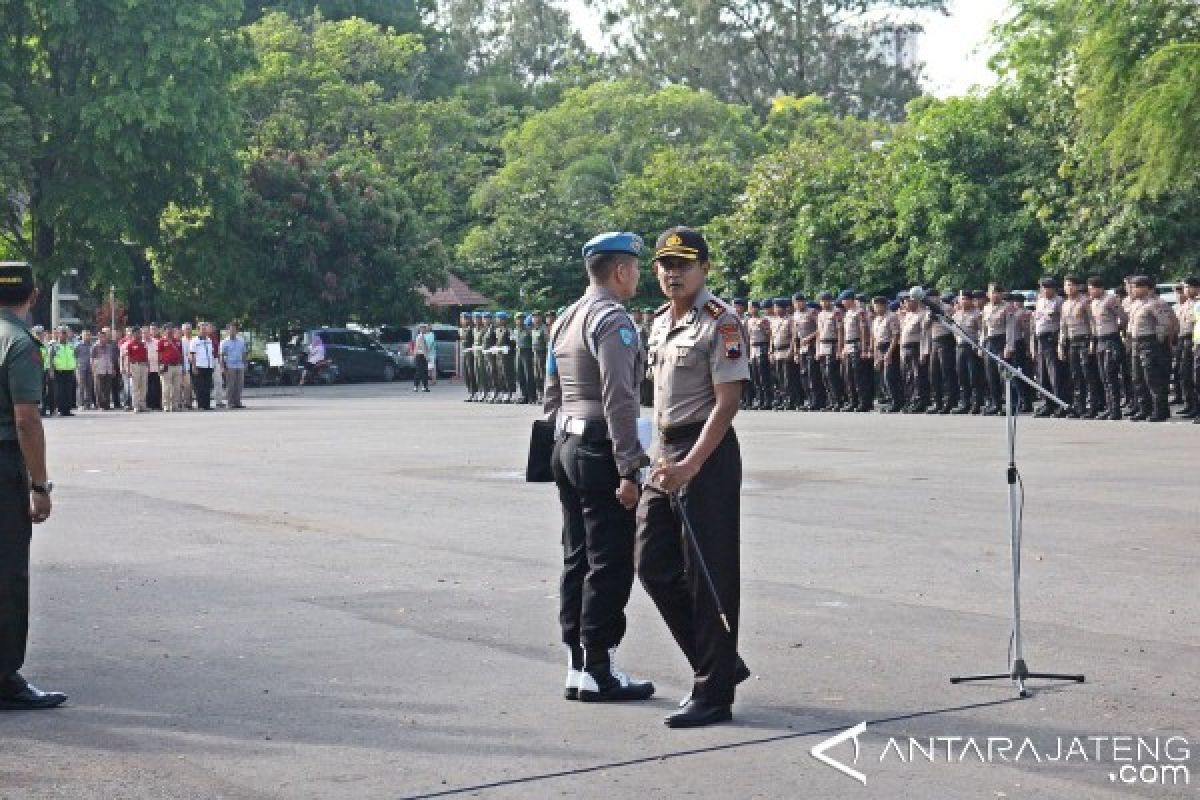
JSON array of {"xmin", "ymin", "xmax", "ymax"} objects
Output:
[
  {"xmin": 0, "ymin": 263, "xmax": 66, "ymax": 709},
  {"xmin": 459, "ymin": 312, "xmax": 478, "ymax": 402},
  {"xmin": 544, "ymin": 232, "xmax": 655, "ymax": 703},
  {"xmin": 476, "ymin": 312, "xmax": 496, "ymax": 401}
]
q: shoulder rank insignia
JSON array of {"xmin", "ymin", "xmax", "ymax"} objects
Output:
[{"xmin": 704, "ymin": 299, "xmax": 724, "ymax": 319}]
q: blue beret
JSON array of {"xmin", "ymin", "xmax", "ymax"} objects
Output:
[
  {"xmin": 837, "ymin": 289, "xmax": 856, "ymax": 302},
  {"xmin": 471, "ymin": 311, "xmax": 483, "ymax": 319},
  {"xmin": 496, "ymin": 311, "xmax": 509, "ymax": 320},
  {"xmin": 733, "ymin": 297, "xmax": 747, "ymax": 305},
  {"xmin": 855, "ymin": 293, "xmax": 867, "ymax": 302},
  {"xmin": 750, "ymin": 301, "xmax": 761, "ymax": 309},
  {"xmin": 792, "ymin": 292, "xmax": 806, "ymax": 301},
  {"xmin": 818, "ymin": 291, "xmax": 834, "ymax": 301},
  {"xmin": 482, "ymin": 311, "xmax": 494, "ymax": 318},
  {"xmin": 582, "ymin": 231, "xmax": 643, "ymax": 259},
  {"xmin": 889, "ymin": 301, "xmax": 900, "ymax": 312},
  {"xmin": 807, "ymin": 302, "xmax": 819, "ymax": 310},
  {"xmin": 524, "ymin": 315, "xmax": 534, "ymax": 326},
  {"xmin": 896, "ymin": 290, "xmax": 910, "ymax": 300}
]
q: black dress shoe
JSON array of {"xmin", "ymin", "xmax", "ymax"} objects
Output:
[
  {"xmin": 665, "ymin": 699, "xmax": 732, "ymax": 729},
  {"xmin": 0, "ymin": 683, "xmax": 67, "ymax": 710},
  {"xmin": 678, "ymin": 658, "xmax": 752, "ymax": 708}
]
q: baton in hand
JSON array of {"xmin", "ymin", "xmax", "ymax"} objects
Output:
[{"xmin": 670, "ymin": 490, "xmax": 732, "ymax": 634}]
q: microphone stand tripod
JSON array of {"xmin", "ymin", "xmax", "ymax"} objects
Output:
[{"xmin": 930, "ymin": 304, "xmax": 1086, "ymax": 698}]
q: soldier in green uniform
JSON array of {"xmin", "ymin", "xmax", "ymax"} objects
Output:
[
  {"xmin": 0, "ymin": 263, "xmax": 66, "ymax": 710},
  {"xmin": 477, "ymin": 311, "xmax": 496, "ymax": 402},
  {"xmin": 531, "ymin": 311, "xmax": 548, "ymax": 402},
  {"xmin": 493, "ymin": 312, "xmax": 515, "ymax": 403},
  {"xmin": 459, "ymin": 312, "xmax": 478, "ymax": 402},
  {"xmin": 515, "ymin": 313, "xmax": 536, "ymax": 404},
  {"xmin": 638, "ymin": 307, "xmax": 655, "ymax": 407}
]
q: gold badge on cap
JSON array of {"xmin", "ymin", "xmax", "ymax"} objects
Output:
[{"xmin": 666, "ymin": 233, "xmax": 682, "ymax": 247}]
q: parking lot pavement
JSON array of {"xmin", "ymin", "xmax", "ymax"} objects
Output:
[{"xmin": 1, "ymin": 382, "xmax": 1195, "ymax": 799}]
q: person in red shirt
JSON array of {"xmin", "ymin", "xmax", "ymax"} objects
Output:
[
  {"xmin": 157, "ymin": 326, "xmax": 184, "ymax": 412},
  {"xmin": 122, "ymin": 328, "xmax": 150, "ymax": 412}
]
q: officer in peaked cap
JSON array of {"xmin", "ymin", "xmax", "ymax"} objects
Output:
[
  {"xmin": 543, "ymin": 232, "xmax": 654, "ymax": 703},
  {"xmin": 0, "ymin": 263, "xmax": 66, "ymax": 709},
  {"xmin": 637, "ymin": 227, "xmax": 752, "ymax": 729}
]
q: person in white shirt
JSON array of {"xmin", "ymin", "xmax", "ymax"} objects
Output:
[
  {"xmin": 180, "ymin": 322, "xmax": 195, "ymax": 409},
  {"xmin": 189, "ymin": 322, "xmax": 218, "ymax": 410}
]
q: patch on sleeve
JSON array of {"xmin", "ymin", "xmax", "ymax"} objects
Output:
[
  {"xmin": 719, "ymin": 323, "xmax": 742, "ymax": 359},
  {"xmin": 704, "ymin": 299, "xmax": 724, "ymax": 319},
  {"xmin": 619, "ymin": 328, "xmax": 635, "ymax": 347}
]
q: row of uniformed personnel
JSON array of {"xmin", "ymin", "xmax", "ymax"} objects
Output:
[
  {"xmin": 717, "ymin": 275, "xmax": 1199, "ymax": 423},
  {"xmin": 457, "ymin": 310, "xmax": 553, "ymax": 405}
]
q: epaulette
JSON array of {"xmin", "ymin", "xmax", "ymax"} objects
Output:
[
  {"xmin": 704, "ymin": 298, "xmax": 725, "ymax": 319},
  {"xmin": 654, "ymin": 303, "xmax": 670, "ymax": 317}
]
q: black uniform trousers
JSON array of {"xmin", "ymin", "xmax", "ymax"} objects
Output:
[
  {"xmin": 1009, "ymin": 341, "xmax": 1033, "ymax": 410},
  {"xmin": 750, "ymin": 346, "xmax": 771, "ymax": 408},
  {"xmin": 52, "ymin": 372, "xmax": 75, "ymax": 415},
  {"xmin": 798, "ymin": 351, "xmax": 825, "ymax": 409},
  {"xmin": 956, "ymin": 343, "xmax": 982, "ymax": 410},
  {"xmin": 193, "ymin": 367, "xmax": 214, "ymax": 410},
  {"xmin": 1095, "ymin": 335, "xmax": 1124, "ymax": 416},
  {"xmin": 1131, "ymin": 336, "xmax": 1170, "ymax": 418},
  {"xmin": 534, "ymin": 349, "xmax": 548, "ymax": 401},
  {"xmin": 552, "ymin": 429, "xmax": 636, "ymax": 663},
  {"xmin": 1177, "ymin": 336, "xmax": 1195, "ymax": 410},
  {"xmin": 842, "ymin": 344, "xmax": 872, "ymax": 410},
  {"xmin": 1066, "ymin": 337, "xmax": 1101, "ymax": 415},
  {"xmin": 901, "ymin": 343, "xmax": 927, "ymax": 410},
  {"xmin": 771, "ymin": 356, "xmax": 791, "ymax": 408},
  {"xmin": 1033, "ymin": 333, "xmax": 1064, "ymax": 411},
  {"xmin": 0, "ymin": 443, "xmax": 31, "ymax": 682},
  {"xmin": 819, "ymin": 347, "xmax": 845, "ymax": 408},
  {"xmin": 983, "ymin": 335, "xmax": 1006, "ymax": 410},
  {"xmin": 929, "ymin": 335, "xmax": 958, "ymax": 410},
  {"xmin": 636, "ymin": 426, "xmax": 740, "ymax": 706},
  {"xmin": 413, "ymin": 354, "xmax": 430, "ymax": 390},
  {"xmin": 877, "ymin": 345, "xmax": 903, "ymax": 410}
]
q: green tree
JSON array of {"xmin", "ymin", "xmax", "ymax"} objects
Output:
[
  {"xmin": 0, "ymin": 0, "xmax": 246, "ymax": 285},
  {"xmin": 459, "ymin": 80, "xmax": 761, "ymax": 306},
  {"xmin": 243, "ymin": 0, "xmax": 430, "ymax": 31},
  {"xmin": 593, "ymin": 0, "xmax": 946, "ymax": 118}
]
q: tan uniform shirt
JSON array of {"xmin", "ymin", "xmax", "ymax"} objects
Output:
[
  {"xmin": 792, "ymin": 308, "xmax": 817, "ymax": 355},
  {"xmin": 843, "ymin": 307, "xmax": 870, "ymax": 353},
  {"xmin": 1007, "ymin": 306, "xmax": 1031, "ymax": 350},
  {"xmin": 1089, "ymin": 294, "xmax": 1125, "ymax": 337},
  {"xmin": 648, "ymin": 290, "xmax": 750, "ymax": 431},
  {"xmin": 815, "ymin": 309, "xmax": 842, "ymax": 356},
  {"xmin": 1127, "ymin": 296, "xmax": 1173, "ymax": 340},
  {"xmin": 952, "ymin": 308, "xmax": 982, "ymax": 344},
  {"xmin": 899, "ymin": 307, "xmax": 927, "ymax": 347},
  {"xmin": 1060, "ymin": 295, "xmax": 1092, "ymax": 344},
  {"xmin": 872, "ymin": 312, "xmax": 899, "ymax": 352},
  {"xmin": 982, "ymin": 302, "xmax": 1011, "ymax": 347},
  {"xmin": 542, "ymin": 286, "xmax": 647, "ymax": 476},
  {"xmin": 747, "ymin": 315, "xmax": 770, "ymax": 346},
  {"xmin": 1033, "ymin": 295, "xmax": 1063, "ymax": 336},
  {"xmin": 1177, "ymin": 298, "xmax": 1196, "ymax": 339},
  {"xmin": 769, "ymin": 315, "xmax": 793, "ymax": 361}
]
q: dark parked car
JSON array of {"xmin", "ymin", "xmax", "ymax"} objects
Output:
[{"xmin": 283, "ymin": 328, "xmax": 396, "ymax": 383}]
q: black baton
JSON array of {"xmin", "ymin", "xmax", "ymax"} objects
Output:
[{"xmin": 671, "ymin": 490, "xmax": 732, "ymax": 634}]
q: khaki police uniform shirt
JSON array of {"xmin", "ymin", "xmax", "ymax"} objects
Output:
[
  {"xmin": 1089, "ymin": 294, "xmax": 1125, "ymax": 336},
  {"xmin": 543, "ymin": 287, "xmax": 647, "ymax": 477},
  {"xmin": 0, "ymin": 310, "xmax": 43, "ymax": 441},
  {"xmin": 842, "ymin": 306, "xmax": 870, "ymax": 353},
  {"xmin": 647, "ymin": 290, "xmax": 750, "ymax": 432},
  {"xmin": 899, "ymin": 307, "xmax": 927, "ymax": 347},
  {"xmin": 815, "ymin": 308, "xmax": 841, "ymax": 356},
  {"xmin": 792, "ymin": 308, "xmax": 817, "ymax": 354},
  {"xmin": 1127, "ymin": 295, "xmax": 1173, "ymax": 340},
  {"xmin": 769, "ymin": 315, "xmax": 792, "ymax": 361},
  {"xmin": 1059, "ymin": 295, "xmax": 1091, "ymax": 344},
  {"xmin": 1175, "ymin": 299, "xmax": 1194, "ymax": 339},
  {"xmin": 982, "ymin": 302, "xmax": 1009, "ymax": 340},
  {"xmin": 952, "ymin": 308, "xmax": 982, "ymax": 344},
  {"xmin": 1007, "ymin": 306, "xmax": 1032, "ymax": 350},
  {"xmin": 873, "ymin": 312, "xmax": 899, "ymax": 352},
  {"xmin": 747, "ymin": 315, "xmax": 770, "ymax": 347},
  {"xmin": 1033, "ymin": 295, "xmax": 1063, "ymax": 336}
]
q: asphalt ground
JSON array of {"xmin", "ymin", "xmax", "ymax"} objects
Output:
[{"xmin": 0, "ymin": 381, "xmax": 1196, "ymax": 799}]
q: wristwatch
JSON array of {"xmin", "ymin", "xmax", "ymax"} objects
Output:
[{"xmin": 30, "ymin": 481, "xmax": 53, "ymax": 495}]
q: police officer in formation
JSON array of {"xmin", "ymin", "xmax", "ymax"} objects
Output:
[
  {"xmin": 0, "ymin": 263, "xmax": 66, "ymax": 710},
  {"xmin": 542, "ymin": 232, "xmax": 654, "ymax": 704},
  {"xmin": 712, "ymin": 274, "xmax": 1200, "ymax": 422}
]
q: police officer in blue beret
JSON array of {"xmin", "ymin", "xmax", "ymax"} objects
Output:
[{"xmin": 544, "ymin": 232, "xmax": 654, "ymax": 703}]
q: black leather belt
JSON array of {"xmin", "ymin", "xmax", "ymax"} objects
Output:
[
  {"xmin": 1134, "ymin": 335, "xmax": 1160, "ymax": 343},
  {"xmin": 661, "ymin": 420, "xmax": 705, "ymax": 444},
  {"xmin": 1068, "ymin": 335, "xmax": 1090, "ymax": 344},
  {"xmin": 1036, "ymin": 331, "xmax": 1058, "ymax": 341}
]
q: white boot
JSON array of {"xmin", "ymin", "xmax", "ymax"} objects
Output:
[
  {"xmin": 578, "ymin": 648, "xmax": 655, "ymax": 703},
  {"xmin": 564, "ymin": 646, "xmax": 583, "ymax": 701}
]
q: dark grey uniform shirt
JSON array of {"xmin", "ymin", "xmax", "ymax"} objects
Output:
[{"xmin": 543, "ymin": 287, "xmax": 648, "ymax": 477}]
